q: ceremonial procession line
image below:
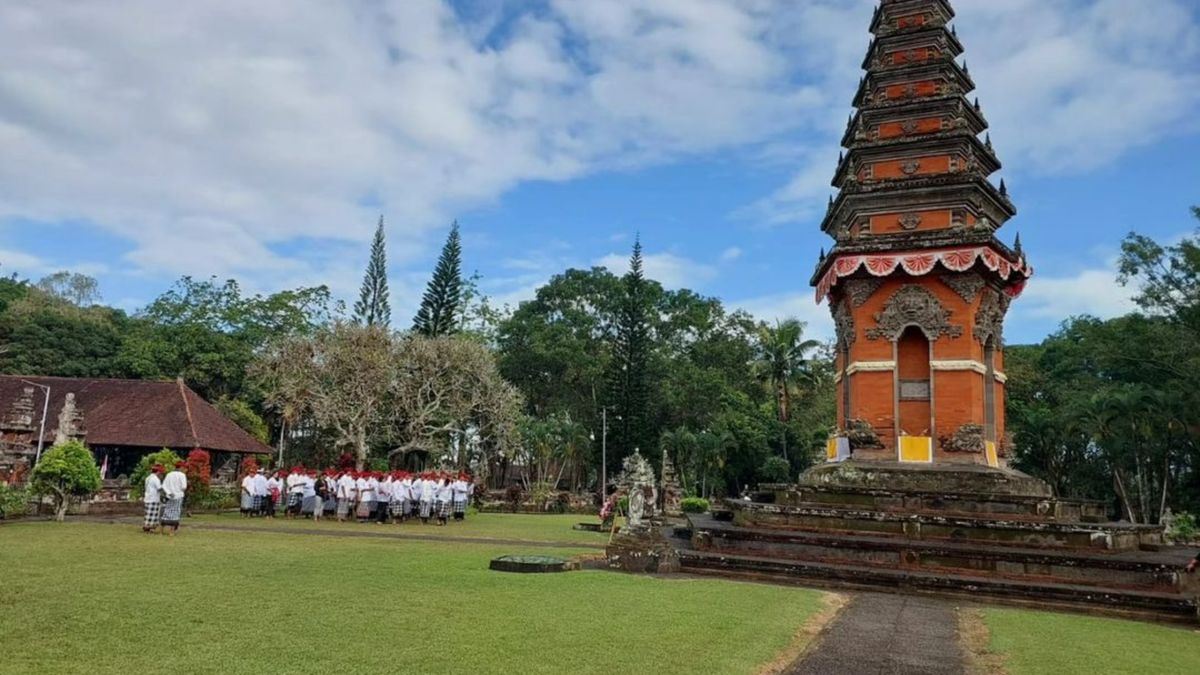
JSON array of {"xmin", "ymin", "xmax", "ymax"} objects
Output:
[{"xmin": 141, "ymin": 466, "xmax": 476, "ymax": 534}]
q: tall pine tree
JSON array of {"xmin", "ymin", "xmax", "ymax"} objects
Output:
[
  {"xmin": 353, "ymin": 216, "xmax": 391, "ymax": 327},
  {"xmin": 413, "ymin": 221, "xmax": 463, "ymax": 337},
  {"xmin": 605, "ymin": 237, "xmax": 653, "ymax": 470}
]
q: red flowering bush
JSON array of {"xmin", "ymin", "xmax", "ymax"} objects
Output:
[
  {"xmin": 183, "ymin": 449, "xmax": 212, "ymax": 496},
  {"xmin": 240, "ymin": 455, "xmax": 261, "ymax": 476}
]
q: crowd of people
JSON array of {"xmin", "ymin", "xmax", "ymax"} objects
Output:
[{"xmin": 239, "ymin": 468, "xmax": 476, "ymax": 526}]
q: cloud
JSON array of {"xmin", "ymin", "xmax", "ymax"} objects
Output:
[
  {"xmin": 719, "ymin": 246, "xmax": 743, "ymax": 262},
  {"xmin": 731, "ymin": 291, "xmax": 835, "ymax": 341},
  {"xmin": 0, "ymin": 247, "xmax": 45, "ymax": 275},
  {"xmin": 0, "ymin": 0, "xmax": 832, "ymax": 290},
  {"xmin": 595, "ymin": 251, "xmax": 718, "ymax": 290},
  {"xmin": 1012, "ymin": 266, "xmax": 1137, "ymax": 321}
]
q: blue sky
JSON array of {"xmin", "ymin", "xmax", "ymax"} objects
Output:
[{"xmin": 1, "ymin": 0, "xmax": 1198, "ymax": 344}]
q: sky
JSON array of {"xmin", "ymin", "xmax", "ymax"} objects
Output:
[{"xmin": 1, "ymin": 0, "xmax": 1198, "ymax": 345}]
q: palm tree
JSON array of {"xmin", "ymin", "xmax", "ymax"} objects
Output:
[
  {"xmin": 754, "ymin": 319, "xmax": 821, "ymax": 425},
  {"xmin": 754, "ymin": 319, "xmax": 820, "ymax": 463}
]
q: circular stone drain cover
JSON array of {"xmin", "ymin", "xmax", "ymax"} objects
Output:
[{"xmin": 489, "ymin": 555, "xmax": 573, "ymax": 573}]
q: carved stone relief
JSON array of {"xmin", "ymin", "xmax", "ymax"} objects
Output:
[
  {"xmin": 844, "ymin": 278, "xmax": 884, "ymax": 307},
  {"xmin": 940, "ymin": 273, "xmax": 986, "ymax": 303},
  {"xmin": 973, "ymin": 288, "xmax": 1011, "ymax": 346},
  {"xmin": 865, "ymin": 285, "xmax": 964, "ymax": 341},
  {"xmin": 900, "ymin": 160, "xmax": 921, "ymax": 175},
  {"xmin": 900, "ymin": 119, "xmax": 919, "ymax": 135},
  {"xmin": 898, "ymin": 213, "xmax": 922, "ymax": 230},
  {"xmin": 831, "ymin": 299, "xmax": 856, "ymax": 350}
]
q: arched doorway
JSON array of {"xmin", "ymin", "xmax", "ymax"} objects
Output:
[{"xmin": 895, "ymin": 325, "xmax": 932, "ymax": 441}]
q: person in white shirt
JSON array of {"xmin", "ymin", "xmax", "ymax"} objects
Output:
[
  {"xmin": 301, "ymin": 470, "xmax": 318, "ymax": 518},
  {"xmin": 335, "ymin": 471, "xmax": 356, "ymax": 522},
  {"xmin": 286, "ymin": 469, "xmax": 305, "ymax": 518},
  {"xmin": 142, "ymin": 464, "xmax": 165, "ymax": 533},
  {"xmin": 265, "ymin": 472, "xmax": 283, "ymax": 518},
  {"xmin": 376, "ymin": 473, "xmax": 393, "ymax": 524},
  {"xmin": 160, "ymin": 461, "xmax": 189, "ymax": 536},
  {"xmin": 394, "ymin": 474, "xmax": 410, "ymax": 521},
  {"xmin": 240, "ymin": 471, "xmax": 256, "ymax": 517},
  {"xmin": 418, "ymin": 473, "xmax": 435, "ymax": 524},
  {"xmin": 355, "ymin": 473, "xmax": 374, "ymax": 523},
  {"xmin": 252, "ymin": 469, "xmax": 269, "ymax": 516},
  {"xmin": 435, "ymin": 477, "xmax": 453, "ymax": 526},
  {"xmin": 323, "ymin": 472, "xmax": 338, "ymax": 518},
  {"xmin": 451, "ymin": 474, "xmax": 469, "ymax": 522}
]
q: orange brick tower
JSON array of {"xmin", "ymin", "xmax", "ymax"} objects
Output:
[{"xmin": 812, "ymin": 0, "xmax": 1032, "ymax": 467}]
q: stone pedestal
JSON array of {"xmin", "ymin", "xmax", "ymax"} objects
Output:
[{"xmin": 606, "ymin": 525, "xmax": 680, "ymax": 574}]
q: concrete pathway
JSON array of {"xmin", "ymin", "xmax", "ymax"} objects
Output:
[{"xmin": 788, "ymin": 593, "xmax": 965, "ymax": 675}]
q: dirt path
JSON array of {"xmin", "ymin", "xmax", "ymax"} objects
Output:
[{"xmin": 786, "ymin": 593, "xmax": 966, "ymax": 675}]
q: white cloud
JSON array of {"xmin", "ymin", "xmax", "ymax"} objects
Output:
[
  {"xmin": 719, "ymin": 246, "xmax": 743, "ymax": 262},
  {"xmin": 595, "ymin": 251, "xmax": 718, "ymax": 290},
  {"xmin": 731, "ymin": 291, "xmax": 835, "ymax": 341},
  {"xmin": 0, "ymin": 0, "xmax": 832, "ymax": 289},
  {"xmin": 0, "ymin": 247, "xmax": 45, "ymax": 275},
  {"xmin": 1012, "ymin": 267, "xmax": 1137, "ymax": 321}
]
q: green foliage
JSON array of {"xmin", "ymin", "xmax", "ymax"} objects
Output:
[
  {"xmin": 0, "ymin": 287, "xmax": 130, "ymax": 377},
  {"xmin": 29, "ymin": 440, "xmax": 102, "ymax": 521},
  {"xmin": 758, "ymin": 456, "xmax": 791, "ymax": 484},
  {"xmin": 353, "ymin": 216, "xmax": 391, "ymax": 327},
  {"xmin": 413, "ymin": 221, "xmax": 463, "ymax": 337},
  {"xmin": 129, "ymin": 449, "xmax": 184, "ymax": 499},
  {"xmin": 214, "ymin": 397, "xmax": 270, "ymax": 443},
  {"xmin": 0, "ymin": 483, "xmax": 30, "ymax": 519},
  {"xmin": 187, "ymin": 486, "xmax": 238, "ymax": 511},
  {"xmin": 1166, "ymin": 512, "xmax": 1197, "ymax": 544},
  {"xmin": 680, "ymin": 497, "xmax": 710, "ymax": 514},
  {"xmin": 36, "ymin": 271, "xmax": 101, "ymax": 306}
]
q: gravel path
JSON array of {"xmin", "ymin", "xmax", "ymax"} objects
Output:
[{"xmin": 788, "ymin": 593, "xmax": 965, "ymax": 675}]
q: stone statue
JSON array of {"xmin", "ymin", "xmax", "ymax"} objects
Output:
[{"xmin": 628, "ymin": 489, "xmax": 645, "ymax": 529}]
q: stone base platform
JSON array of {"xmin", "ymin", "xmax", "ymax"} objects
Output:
[{"xmin": 671, "ymin": 461, "xmax": 1198, "ymax": 623}]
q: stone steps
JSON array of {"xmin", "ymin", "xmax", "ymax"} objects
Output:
[
  {"xmin": 677, "ymin": 548, "xmax": 1198, "ymax": 623},
  {"xmin": 729, "ymin": 499, "xmax": 1163, "ymax": 551},
  {"xmin": 765, "ymin": 484, "xmax": 1106, "ymax": 522},
  {"xmin": 690, "ymin": 515, "xmax": 1184, "ymax": 592}
]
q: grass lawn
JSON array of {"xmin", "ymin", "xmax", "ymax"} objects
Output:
[
  {"xmin": 983, "ymin": 607, "xmax": 1200, "ymax": 675},
  {"xmin": 186, "ymin": 511, "xmax": 607, "ymax": 547},
  {"xmin": 0, "ymin": 520, "xmax": 823, "ymax": 675}
]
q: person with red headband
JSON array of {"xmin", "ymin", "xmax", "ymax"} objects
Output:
[
  {"xmin": 375, "ymin": 472, "xmax": 393, "ymax": 524},
  {"xmin": 300, "ymin": 469, "xmax": 318, "ymax": 518},
  {"xmin": 142, "ymin": 464, "xmax": 165, "ymax": 533},
  {"xmin": 323, "ymin": 470, "xmax": 338, "ymax": 519},
  {"xmin": 335, "ymin": 470, "xmax": 355, "ymax": 522},
  {"xmin": 285, "ymin": 467, "xmax": 305, "ymax": 518},
  {"xmin": 417, "ymin": 472, "xmax": 435, "ymax": 524},
  {"xmin": 354, "ymin": 471, "xmax": 374, "ymax": 523},
  {"xmin": 252, "ymin": 468, "xmax": 268, "ymax": 516},
  {"xmin": 160, "ymin": 461, "xmax": 188, "ymax": 536},
  {"xmin": 240, "ymin": 469, "xmax": 255, "ymax": 517},
  {"xmin": 434, "ymin": 475, "xmax": 452, "ymax": 526},
  {"xmin": 451, "ymin": 473, "xmax": 469, "ymax": 522}
]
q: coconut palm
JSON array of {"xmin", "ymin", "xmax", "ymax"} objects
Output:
[{"xmin": 754, "ymin": 319, "xmax": 821, "ymax": 425}]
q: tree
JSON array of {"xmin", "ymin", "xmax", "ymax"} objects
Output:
[
  {"xmin": 29, "ymin": 440, "xmax": 102, "ymax": 521},
  {"xmin": 353, "ymin": 216, "xmax": 392, "ymax": 327},
  {"xmin": 214, "ymin": 398, "xmax": 270, "ymax": 443},
  {"xmin": 754, "ymin": 319, "xmax": 821, "ymax": 425},
  {"xmin": 413, "ymin": 222, "xmax": 463, "ymax": 337},
  {"xmin": 605, "ymin": 239, "xmax": 654, "ymax": 468},
  {"xmin": 35, "ymin": 271, "xmax": 101, "ymax": 306},
  {"xmin": 253, "ymin": 323, "xmax": 395, "ymax": 470},
  {"xmin": 389, "ymin": 335, "xmax": 523, "ymax": 474}
]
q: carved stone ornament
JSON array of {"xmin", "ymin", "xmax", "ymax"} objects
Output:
[
  {"xmin": 902, "ymin": 84, "xmax": 918, "ymax": 99},
  {"xmin": 940, "ymin": 273, "xmax": 986, "ymax": 303},
  {"xmin": 831, "ymin": 299, "xmax": 856, "ymax": 350},
  {"xmin": 900, "ymin": 119, "xmax": 919, "ymax": 135},
  {"xmin": 898, "ymin": 212, "xmax": 922, "ymax": 230},
  {"xmin": 844, "ymin": 278, "xmax": 884, "ymax": 307},
  {"xmin": 865, "ymin": 285, "xmax": 964, "ymax": 341},
  {"xmin": 900, "ymin": 159, "xmax": 921, "ymax": 175},
  {"xmin": 973, "ymin": 288, "xmax": 1011, "ymax": 346}
]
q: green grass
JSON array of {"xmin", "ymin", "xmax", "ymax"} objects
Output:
[
  {"xmin": 0, "ymin": 521, "xmax": 823, "ymax": 675},
  {"xmin": 187, "ymin": 511, "xmax": 608, "ymax": 546},
  {"xmin": 984, "ymin": 607, "xmax": 1200, "ymax": 675}
]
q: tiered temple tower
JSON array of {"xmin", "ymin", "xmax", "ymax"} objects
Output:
[{"xmin": 812, "ymin": 0, "xmax": 1031, "ymax": 466}]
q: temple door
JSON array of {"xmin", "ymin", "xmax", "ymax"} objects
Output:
[{"xmin": 895, "ymin": 326, "xmax": 933, "ymax": 460}]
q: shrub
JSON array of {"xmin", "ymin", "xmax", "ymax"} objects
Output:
[
  {"xmin": 240, "ymin": 455, "xmax": 261, "ymax": 477},
  {"xmin": 0, "ymin": 483, "xmax": 30, "ymax": 519},
  {"xmin": 183, "ymin": 449, "xmax": 212, "ymax": 502},
  {"xmin": 1167, "ymin": 512, "xmax": 1197, "ymax": 544},
  {"xmin": 29, "ymin": 440, "xmax": 102, "ymax": 521},
  {"xmin": 188, "ymin": 486, "xmax": 239, "ymax": 511},
  {"xmin": 130, "ymin": 449, "xmax": 184, "ymax": 499},
  {"xmin": 680, "ymin": 497, "xmax": 710, "ymax": 514},
  {"xmin": 758, "ymin": 456, "xmax": 791, "ymax": 484}
]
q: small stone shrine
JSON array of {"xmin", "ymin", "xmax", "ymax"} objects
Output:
[
  {"xmin": 606, "ymin": 450, "xmax": 679, "ymax": 574},
  {"xmin": 660, "ymin": 448, "xmax": 683, "ymax": 518}
]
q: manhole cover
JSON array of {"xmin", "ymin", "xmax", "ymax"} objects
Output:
[{"xmin": 489, "ymin": 555, "xmax": 574, "ymax": 573}]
